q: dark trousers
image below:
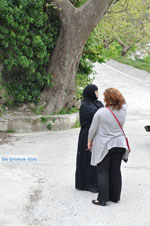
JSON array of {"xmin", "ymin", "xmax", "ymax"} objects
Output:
[{"xmin": 96, "ymin": 147, "xmax": 125, "ymax": 202}]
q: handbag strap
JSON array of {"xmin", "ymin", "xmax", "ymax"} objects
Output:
[{"xmin": 106, "ymin": 107, "xmax": 126, "ymax": 138}]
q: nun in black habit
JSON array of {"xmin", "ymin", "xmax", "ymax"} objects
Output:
[{"xmin": 75, "ymin": 84, "xmax": 104, "ymax": 192}]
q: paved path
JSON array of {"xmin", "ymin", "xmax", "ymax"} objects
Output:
[{"xmin": 0, "ymin": 60, "xmax": 150, "ymax": 226}]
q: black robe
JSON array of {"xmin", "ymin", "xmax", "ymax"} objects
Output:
[{"xmin": 75, "ymin": 99, "xmax": 104, "ymax": 192}]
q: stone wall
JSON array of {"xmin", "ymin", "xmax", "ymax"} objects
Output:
[{"xmin": 0, "ymin": 112, "xmax": 79, "ymax": 132}]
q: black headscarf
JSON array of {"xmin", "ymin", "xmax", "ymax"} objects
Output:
[
  {"xmin": 82, "ymin": 84, "xmax": 103, "ymax": 109},
  {"xmin": 83, "ymin": 84, "xmax": 98, "ymax": 101}
]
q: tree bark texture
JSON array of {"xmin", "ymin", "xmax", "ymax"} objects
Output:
[{"xmin": 42, "ymin": 0, "xmax": 114, "ymax": 114}]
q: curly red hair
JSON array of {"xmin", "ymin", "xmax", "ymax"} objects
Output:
[{"xmin": 104, "ymin": 88, "xmax": 125, "ymax": 110}]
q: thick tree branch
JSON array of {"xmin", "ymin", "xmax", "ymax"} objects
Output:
[
  {"xmin": 78, "ymin": 0, "xmax": 115, "ymax": 36},
  {"xmin": 47, "ymin": 0, "xmax": 75, "ymax": 20},
  {"xmin": 47, "ymin": 0, "xmax": 119, "ymax": 42},
  {"xmin": 116, "ymin": 37, "xmax": 125, "ymax": 47}
]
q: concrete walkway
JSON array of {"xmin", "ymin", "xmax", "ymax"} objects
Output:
[{"xmin": 0, "ymin": 60, "xmax": 150, "ymax": 226}]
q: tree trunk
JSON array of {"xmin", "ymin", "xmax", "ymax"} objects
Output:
[
  {"xmin": 122, "ymin": 46, "xmax": 131, "ymax": 56},
  {"xmin": 42, "ymin": 0, "xmax": 114, "ymax": 114},
  {"xmin": 116, "ymin": 37, "xmax": 132, "ymax": 56},
  {"xmin": 41, "ymin": 25, "xmax": 86, "ymax": 113}
]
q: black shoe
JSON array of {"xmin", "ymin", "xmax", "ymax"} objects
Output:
[{"xmin": 92, "ymin": 200, "xmax": 106, "ymax": 206}]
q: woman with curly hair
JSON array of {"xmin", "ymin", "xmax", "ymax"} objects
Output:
[{"xmin": 88, "ymin": 88, "xmax": 128, "ymax": 206}]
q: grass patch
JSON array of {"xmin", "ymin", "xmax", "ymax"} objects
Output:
[
  {"xmin": 5, "ymin": 129, "xmax": 16, "ymax": 133},
  {"xmin": 113, "ymin": 56, "xmax": 150, "ymax": 73},
  {"xmin": 46, "ymin": 123, "xmax": 52, "ymax": 130},
  {"xmin": 33, "ymin": 106, "xmax": 44, "ymax": 115},
  {"xmin": 40, "ymin": 116, "xmax": 51, "ymax": 124},
  {"xmin": 72, "ymin": 120, "xmax": 80, "ymax": 128},
  {"xmin": 54, "ymin": 107, "xmax": 79, "ymax": 115}
]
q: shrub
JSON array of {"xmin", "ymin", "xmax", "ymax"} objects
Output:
[{"xmin": 0, "ymin": 0, "xmax": 59, "ymax": 104}]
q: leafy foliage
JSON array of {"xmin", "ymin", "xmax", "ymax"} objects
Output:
[
  {"xmin": 41, "ymin": 116, "xmax": 51, "ymax": 124},
  {"xmin": 58, "ymin": 107, "xmax": 79, "ymax": 114},
  {"xmin": 0, "ymin": 0, "xmax": 59, "ymax": 104},
  {"xmin": 96, "ymin": 0, "xmax": 150, "ymax": 55},
  {"xmin": 75, "ymin": 26, "xmax": 107, "ymax": 101}
]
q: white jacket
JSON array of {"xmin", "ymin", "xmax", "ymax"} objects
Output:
[{"xmin": 88, "ymin": 104, "xmax": 128, "ymax": 166}]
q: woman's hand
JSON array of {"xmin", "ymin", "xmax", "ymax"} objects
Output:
[{"xmin": 88, "ymin": 139, "xmax": 93, "ymax": 150}]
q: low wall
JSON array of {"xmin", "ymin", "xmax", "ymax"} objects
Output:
[{"xmin": 0, "ymin": 113, "xmax": 79, "ymax": 132}]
